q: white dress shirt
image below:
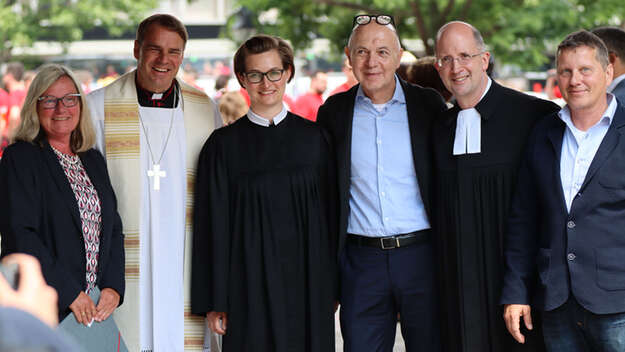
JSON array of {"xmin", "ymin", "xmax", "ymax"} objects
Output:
[
  {"xmin": 608, "ymin": 73, "xmax": 625, "ymax": 93},
  {"xmin": 559, "ymin": 94, "xmax": 617, "ymax": 212}
]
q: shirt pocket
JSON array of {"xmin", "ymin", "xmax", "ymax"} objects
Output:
[{"xmin": 595, "ymin": 247, "xmax": 625, "ymax": 291}]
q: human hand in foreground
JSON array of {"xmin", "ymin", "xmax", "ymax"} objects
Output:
[
  {"xmin": 69, "ymin": 291, "xmax": 97, "ymax": 326},
  {"xmin": 504, "ymin": 304, "xmax": 533, "ymax": 344},
  {"xmin": 207, "ymin": 311, "xmax": 228, "ymax": 335},
  {"xmin": 0, "ymin": 253, "xmax": 59, "ymax": 327},
  {"xmin": 95, "ymin": 288, "xmax": 120, "ymax": 322}
]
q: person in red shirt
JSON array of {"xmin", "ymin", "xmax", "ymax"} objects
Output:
[
  {"xmin": 0, "ymin": 87, "xmax": 10, "ymax": 158},
  {"xmin": 329, "ymin": 58, "xmax": 358, "ymax": 96},
  {"xmin": 2, "ymin": 62, "xmax": 26, "ymax": 136},
  {"xmin": 292, "ymin": 71, "xmax": 327, "ymax": 121}
]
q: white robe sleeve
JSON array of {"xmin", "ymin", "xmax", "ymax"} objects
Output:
[{"xmin": 86, "ymin": 88, "xmax": 106, "ymax": 156}]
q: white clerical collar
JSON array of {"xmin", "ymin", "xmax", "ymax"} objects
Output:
[
  {"xmin": 247, "ymin": 105, "xmax": 288, "ymax": 127},
  {"xmin": 452, "ymin": 78, "xmax": 492, "ymax": 155},
  {"xmin": 608, "ymin": 73, "xmax": 625, "ymax": 93}
]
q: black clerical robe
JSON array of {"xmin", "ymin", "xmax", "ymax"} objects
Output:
[
  {"xmin": 433, "ymin": 82, "xmax": 560, "ymax": 352},
  {"xmin": 191, "ymin": 113, "xmax": 337, "ymax": 352}
]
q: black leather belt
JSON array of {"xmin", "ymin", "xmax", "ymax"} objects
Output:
[{"xmin": 347, "ymin": 230, "xmax": 430, "ymax": 250}]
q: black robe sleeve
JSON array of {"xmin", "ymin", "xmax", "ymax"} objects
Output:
[{"xmin": 191, "ymin": 132, "xmax": 230, "ymax": 315}]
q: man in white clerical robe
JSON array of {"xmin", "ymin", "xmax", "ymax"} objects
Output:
[{"xmin": 87, "ymin": 14, "xmax": 220, "ymax": 351}]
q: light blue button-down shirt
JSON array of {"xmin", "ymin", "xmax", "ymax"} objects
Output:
[
  {"xmin": 347, "ymin": 76, "xmax": 430, "ymax": 237},
  {"xmin": 559, "ymin": 93, "xmax": 617, "ymax": 212}
]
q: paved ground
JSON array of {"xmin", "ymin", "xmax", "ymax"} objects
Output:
[
  {"xmin": 334, "ymin": 311, "xmax": 406, "ymax": 351},
  {"xmin": 206, "ymin": 312, "xmax": 406, "ymax": 351}
]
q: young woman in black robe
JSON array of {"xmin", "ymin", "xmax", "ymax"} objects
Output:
[{"xmin": 191, "ymin": 34, "xmax": 337, "ymax": 352}]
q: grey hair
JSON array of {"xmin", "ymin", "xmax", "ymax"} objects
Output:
[{"xmin": 12, "ymin": 64, "xmax": 96, "ymax": 153}]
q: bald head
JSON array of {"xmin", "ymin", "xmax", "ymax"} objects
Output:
[
  {"xmin": 435, "ymin": 21, "xmax": 486, "ymax": 54},
  {"xmin": 348, "ymin": 22, "xmax": 401, "ymax": 52}
]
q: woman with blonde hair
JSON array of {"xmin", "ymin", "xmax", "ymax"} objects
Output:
[
  {"xmin": 0, "ymin": 64, "xmax": 125, "ymax": 332},
  {"xmin": 218, "ymin": 90, "xmax": 248, "ymax": 125}
]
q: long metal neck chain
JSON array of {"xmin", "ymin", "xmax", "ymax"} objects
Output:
[{"xmin": 138, "ymin": 84, "xmax": 178, "ymax": 167}]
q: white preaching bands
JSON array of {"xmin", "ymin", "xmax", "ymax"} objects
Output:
[{"xmin": 452, "ymin": 78, "xmax": 492, "ymax": 156}]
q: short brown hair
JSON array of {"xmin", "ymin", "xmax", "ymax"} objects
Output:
[
  {"xmin": 5, "ymin": 62, "xmax": 24, "ymax": 81},
  {"xmin": 233, "ymin": 34, "xmax": 295, "ymax": 86},
  {"xmin": 136, "ymin": 14, "xmax": 188, "ymax": 47},
  {"xmin": 591, "ymin": 26, "xmax": 625, "ymax": 61},
  {"xmin": 407, "ymin": 56, "xmax": 452, "ymax": 101},
  {"xmin": 557, "ymin": 30, "xmax": 610, "ymax": 69}
]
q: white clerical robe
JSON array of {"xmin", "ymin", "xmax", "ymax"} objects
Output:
[{"xmin": 137, "ymin": 104, "xmax": 186, "ymax": 350}]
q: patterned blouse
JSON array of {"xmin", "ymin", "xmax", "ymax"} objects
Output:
[{"xmin": 52, "ymin": 146, "xmax": 102, "ymax": 294}]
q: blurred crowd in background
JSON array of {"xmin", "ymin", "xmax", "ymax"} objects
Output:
[{"xmin": 0, "ymin": 50, "xmax": 566, "ymax": 158}]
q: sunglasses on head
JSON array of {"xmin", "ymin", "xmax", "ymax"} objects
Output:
[{"xmin": 352, "ymin": 14, "xmax": 395, "ymax": 28}]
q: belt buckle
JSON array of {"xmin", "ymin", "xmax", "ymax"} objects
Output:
[{"xmin": 380, "ymin": 237, "xmax": 399, "ymax": 250}]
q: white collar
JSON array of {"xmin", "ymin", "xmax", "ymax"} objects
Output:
[
  {"xmin": 558, "ymin": 93, "xmax": 617, "ymax": 131},
  {"xmin": 608, "ymin": 73, "xmax": 625, "ymax": 93},
  {"xmin": 476, "ymin": 77, "xmax": 492, "ymax": 105},
  {"xmin": 247, "ymin": 105, "xmax": 288, "ymax": 127}
]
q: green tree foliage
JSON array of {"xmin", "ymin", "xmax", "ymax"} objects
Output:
[
  {"xmin": 0, "ymin": 0, "xmax": 158, "ymax": 61},
  {"xmin": 229, "ymin": 0, "xmax": 625, "ymax": 69}
]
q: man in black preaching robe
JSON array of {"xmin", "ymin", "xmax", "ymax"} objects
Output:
[
  {"xmin": 432, "ymin": 21, "xmax": 560, "ymax": 352},
  {"xmin": 191, "ymin": 34, "xmax": 337, "ymax": 352}
]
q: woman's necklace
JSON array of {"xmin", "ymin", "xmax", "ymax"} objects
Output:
[{"xmin": 50, "ymin": 144, "xmax": 80, "ymax": 165}]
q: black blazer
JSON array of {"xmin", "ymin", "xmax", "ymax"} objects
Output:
[
  {"xmin": 501, "ymin": 103, "xmax": 625, "ymax": 314},
  {"xmin": 0, "ymin": 141, "xmax": 125, "ymax": 320},
  {"xmin": 317, "ymin": 79, "xmax": 447, "ymax": 251}
]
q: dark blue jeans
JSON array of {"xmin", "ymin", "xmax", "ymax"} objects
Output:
[{"xmin": 542, "ymin": 297, "xmax": 625, "ymax": 352}]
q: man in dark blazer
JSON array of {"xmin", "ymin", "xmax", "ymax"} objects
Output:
[
  {"xmin": 592, "ymin": 26, "xmax": 625, "ymax": 103},
  {"xmin": 501, "ymin": 30, "xmax": 625, "ymax": 351},
  {"xmin": 317, "ymin": 14, "xmax": 447, "ymax": 352}
]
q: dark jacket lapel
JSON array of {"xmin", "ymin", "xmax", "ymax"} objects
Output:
[
  {"xmin": 336, "ymin": 86, "xmax": 358, "ymax": 229},
  {"xmin": 545, "ymin": 115, "xmax": 568, "ymax": 211},
  {"xmin": 41, "ymin": 142, "xmax": 82, "ymax": 233},
  {"xmin": 580, "ymin": 104, "xmax": 625, "ymax": 190},
  {"xmin": 401, "ymin": 79, "xmax": 432, "ymax": 216}
]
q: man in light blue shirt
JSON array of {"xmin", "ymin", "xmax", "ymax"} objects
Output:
[{"xmin": 317, "ymin": 14, "xmax": 447, "ymax": 352}]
